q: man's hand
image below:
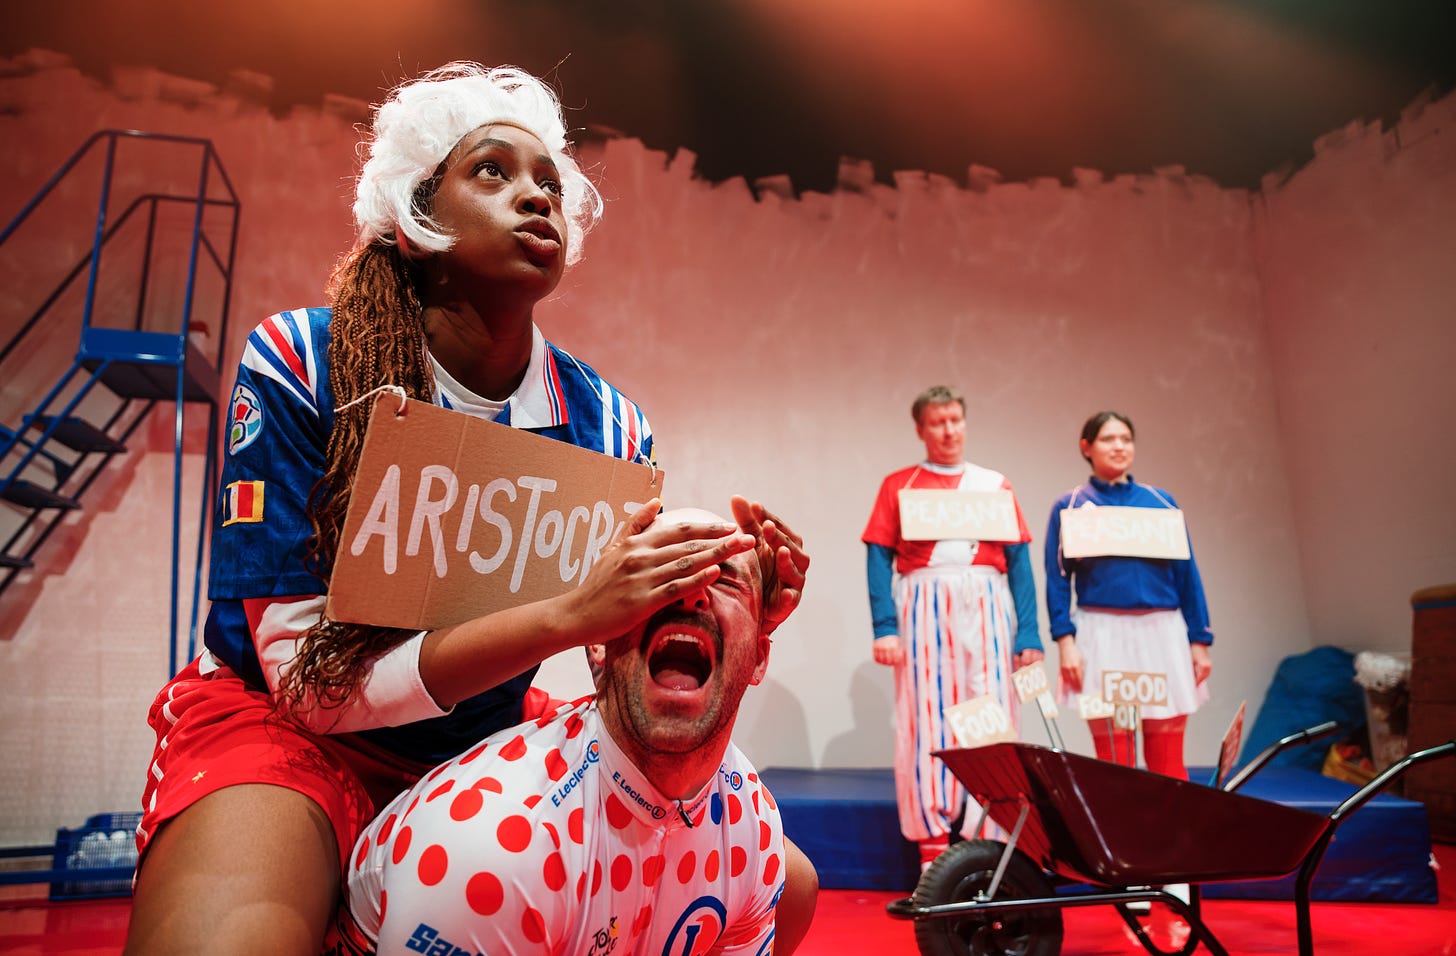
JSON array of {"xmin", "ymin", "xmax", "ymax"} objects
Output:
[
  {"xmin": 568, "ymin": 499, "xmax": 754, "ymax": 641},
  {"xmin": 1013, "ymin": 648, "xmax": 1045, "ymax": 668},
  {"xmin": 872, "ymin": 635, "xmax": 904, "ymax": 667},
  {"xmin": 731, "ymin": 496, "xmax": 809, "ymax": 635}
]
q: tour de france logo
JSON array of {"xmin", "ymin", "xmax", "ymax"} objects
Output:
[{"xmin": 227, "ymin": 383, "xmax": 263, "ymax": 456}]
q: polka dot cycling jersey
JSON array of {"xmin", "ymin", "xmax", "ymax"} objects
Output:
[{"xmin": 341, "ymin": 698, "xmax": 785, "ymax": 955}]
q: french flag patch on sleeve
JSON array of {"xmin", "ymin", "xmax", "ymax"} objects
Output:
[{"xmin": 223, "ymin": 480, "xmax": 265, "ymax": 526}]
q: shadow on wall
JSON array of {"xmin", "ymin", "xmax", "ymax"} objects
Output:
[
  {"xmin": 738, "ymin": 675, "xmax": 813, "ymax": 768},
  {"xmin": 821, "ymin": 660, "xmax": 896, "ymax": 768}
]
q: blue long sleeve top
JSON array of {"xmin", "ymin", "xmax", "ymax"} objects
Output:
[{"xmin": 1043, "ymin": 475, "xmax": 1213, "ymax": 645}]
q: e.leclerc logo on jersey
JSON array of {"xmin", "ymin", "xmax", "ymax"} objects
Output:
[
  {"xmin": 612, "ymin": 770, "xmax": 667, "ymax": 820},
  {"xmin": 550, "ymin": 739, "xmax": 601, "ymax": 808},
  {"xmin": 662, "ymin": 895, "xmax": 727, "ymax": 956},
  {"xmin": 718, "ymin": 765, "xmax": 743, "ymax": 790}
]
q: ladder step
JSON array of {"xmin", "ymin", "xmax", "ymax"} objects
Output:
[
  {"xmin": 0, "ymin": 480, "xmax": 81, "ymax": 510},
  {"xmin": 0, "ymin": 554, "xmax": 33, "ymax": 569},
  {"xmin": 26, "ymin": 416, "xmax": 127, "ymax": 453}
]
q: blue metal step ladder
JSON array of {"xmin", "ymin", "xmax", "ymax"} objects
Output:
[{"xmin": 1, "ymin": 129, "xmax": 241, "ymax": 677}]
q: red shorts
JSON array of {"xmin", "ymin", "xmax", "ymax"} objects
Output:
[{"xmin": 137, "ymin": 656, "xmax": 430, "ymax": 874}]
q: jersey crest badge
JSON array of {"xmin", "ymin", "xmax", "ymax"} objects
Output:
[{"xmin": 228, "ymin": 383, "xmax": 264, "ymax": 455}]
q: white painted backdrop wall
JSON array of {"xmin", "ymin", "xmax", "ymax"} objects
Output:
[{"xmin": 1, "ymin": 51, "xmax": 1451, "ymax": 846}]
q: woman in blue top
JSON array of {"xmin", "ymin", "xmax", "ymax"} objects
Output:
[{"xmin": 1044, "ymin": 411, "xmax": 1213, "ymax": 779}]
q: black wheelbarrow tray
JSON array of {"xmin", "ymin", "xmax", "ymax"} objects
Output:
[{"xmin": 886, "ymin": 722, "xmax": 1455, "ymax": 956}]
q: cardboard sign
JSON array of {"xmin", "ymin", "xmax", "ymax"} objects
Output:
[
  {"xmin": 1059, "ymin": 506, "xmax": 1190, "ymax": 560},
  {"xmin": 1214, "ymin": 700, "xmax": 1248, "ymax": 788},
  {"xmin": 1011, "ymin": 662, "xmax": 1051, "ymax": 704},
  {"xmin": 899, "ymin": 489, "xmax": 1019, "ymax": 542},
  {"xmin": 327, "ymin": 393, "xmax": 663, "ymax": 630},
  {"xmin": 1101, "ymin": 670, "xmax": 1170, "ymax": 708},
  {"xmin": 1077, "ymin": 694, "xmax": 1117, "ymax": 721},
  {"xmin": 944, "ymin": 695, "xmax": 1017, "ymax": 748},
  {"xmin": 1078, "ymin": 693, "xmax": 1138, "ymax": 730}
]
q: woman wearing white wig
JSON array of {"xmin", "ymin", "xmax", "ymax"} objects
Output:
[{"xmin": 124, "ymin": 63, "xmax": 813, "ymax": 955}]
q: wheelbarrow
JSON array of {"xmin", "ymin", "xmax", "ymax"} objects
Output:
[{"xmin": 886, "ymin": 722, "xmax": 1455, "ymax": 956}]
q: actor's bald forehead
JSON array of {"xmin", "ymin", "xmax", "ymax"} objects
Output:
[{"xmin": 657, "ymin": 506, "xmax": 726, "ymax": 526}]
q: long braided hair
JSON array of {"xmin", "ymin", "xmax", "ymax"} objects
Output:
[
  {"xmin": 271, "ymin": 62, "xmax": 603, "ymax": 718},
  {"xmin": 274, "ymin": 239, "xmax": 437, "ymax": 716}
]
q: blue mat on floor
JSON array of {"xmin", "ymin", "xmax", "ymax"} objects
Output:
[{"xmin": 759, "ymin": 764, "xmax": 1436, "ymax": 901}]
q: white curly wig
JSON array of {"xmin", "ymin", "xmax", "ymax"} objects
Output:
[{"xmin": 352, "ymin": 62, "xmax": 602, "ymax": 266}]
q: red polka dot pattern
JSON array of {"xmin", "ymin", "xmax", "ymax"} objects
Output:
[
  {"xmin": 642, "ymin": 854, "xmax": 664, "ymax": 886},
  {"xmin": 730, "ymin": 845, "xmax": 747, "ymax": 878},
  {"xmin": 677, "ymin": 851, "xmax": 696, "ymax": 885},
  {"xmin": 450, "ymin": 789, "xmax": 483, "ymax": 822},
  {"xmin": 466, "ymin": 871, "xmax": 504, "ymax": 916},
  {"xmin": 497, "ymin": 815, "xmax": 533, "ymax": 853},
  {"xmin": 521, "ymin": 907, "xmax": 546, "ymax": 943},
  {"xmin": 359, "ymin": 702, "xmax": 790, "ymax": 953},
  {"xmin": 418, "ymin": 844, "xmax": 448, "ymax": 886},
  {"xmin": 568, "ymin": 808, "xmax": 585, "ymax": 844},
  {"xmin": 391, "ymin": 827, "xmax": 413, "ymax": 865},
  {"xmin": 544, "ymin": 852, "xmax": 567, "ymax": 892},
  {"xmin": 604, "ymin": 794, "xmax": 631, "ymax": 830},
  {"xmin": 379, "ymin": 889, "xmax": 387, "ymax": 922},
  {"xmin": 611, "ymin": 854, "xmax": 632, "ymax": 892}
]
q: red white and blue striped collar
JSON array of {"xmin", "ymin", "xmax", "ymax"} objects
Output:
[
  {"xmin": 427, "ymin": 325, "xmax": 570, "ymax": 428},
  {"xmin": 507, "ymin": 325, "xmax": 570, "ymax": 428}
]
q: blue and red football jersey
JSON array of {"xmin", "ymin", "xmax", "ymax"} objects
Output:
[{"xmin": 204, "ymin": 307, "xmax": 655, "ymax": 761}]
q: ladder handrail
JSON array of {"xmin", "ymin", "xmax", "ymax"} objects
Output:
[
  {"xmin": 1, "ymin": 129, "xmax": 240, "ymax": 676},
  {"xmin": 2, "ymin": 195, "xmax": 239, "ymax": 367},
  {"xmin": 0, "ymin": 129, "xmax": 240, "ymax": 245}
]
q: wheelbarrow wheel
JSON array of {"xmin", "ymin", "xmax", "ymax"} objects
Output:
[{"xmin": 912, "ymin": 839, "xmax": 1064, "ymax": 956}]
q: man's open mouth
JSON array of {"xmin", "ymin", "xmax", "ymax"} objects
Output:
[{"xmin": 646, "ymin": 632, "xmax": 715, "ymax": 692}]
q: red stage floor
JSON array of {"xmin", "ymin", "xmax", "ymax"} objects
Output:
[{"xmin": 3, "ymin": 844, "xmax": 1453, "ymax": 954}]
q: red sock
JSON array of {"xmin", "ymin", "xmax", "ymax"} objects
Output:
[
  {"xmin": 919, "ymin": 837, "xmax": 949, "ymax": 868},
  {"xmin": 1090, "ymin": 722, "xmax": 1138, "ymax": 767},
  {"xmin": 1143, "ymin": 727, "xmax": 1189, "ymax": 780}
]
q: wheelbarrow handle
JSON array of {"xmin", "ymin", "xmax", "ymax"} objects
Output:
[
  {"xmin": 1330, "ymin": 739, "xmax": 1456, "ymax": 824},
  {"xmin": 1222, "ymin": 720, "xmax": 1340, "ymax": 793}
]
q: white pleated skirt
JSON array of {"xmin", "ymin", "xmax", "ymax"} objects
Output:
[{"xmin": 1061, "ymin": 608, "xmax": 1209, "ymax": 720}]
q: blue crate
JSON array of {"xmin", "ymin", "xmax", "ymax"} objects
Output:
[{"xmin": 49, "ymin": 812, "xmax": 141, "ymax": 900}]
